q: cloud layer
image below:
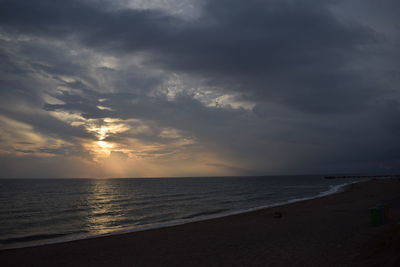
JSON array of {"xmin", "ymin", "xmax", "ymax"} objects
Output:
[{"xmin": 0, "ymin": 0, "xmax": 399, "ymax": 177}]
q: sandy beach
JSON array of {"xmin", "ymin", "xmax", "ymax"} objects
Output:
[{"xmin": 1, "ymin": 179, "xmax": 400, "ymax": 267}]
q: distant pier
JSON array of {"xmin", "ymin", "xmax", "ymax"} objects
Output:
[{"xmin": 324, "ymin": 174, "xmax": 400, "ymax": 179}]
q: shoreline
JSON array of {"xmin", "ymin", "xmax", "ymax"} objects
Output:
[
  {"xmin": 0, "ymin": 180, "xmax": 355, "ymax": 251},
  {"xmin": 1, "ymin": 179, "xmax": 399, "ymax": 266}
]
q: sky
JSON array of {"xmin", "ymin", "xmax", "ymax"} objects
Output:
[{"xmin": 0, "ymin": 0, "xmax": 399, "ymax": 178}]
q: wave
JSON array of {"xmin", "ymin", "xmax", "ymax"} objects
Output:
[
  {"xmin": 181, "ymin": 209, "xmax": 231, "ymax": 220},
  {"xmin": 0, "ymin": 231, "xmax": 84, "ymax": 245}
]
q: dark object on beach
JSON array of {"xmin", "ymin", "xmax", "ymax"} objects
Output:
[
  {"xmin": 273, "ymin": 212, "xmax": 282, "ymax": 218},
  {"xmin": 370, "ymin": 205, "xmax": 388, "ymax": 226}
]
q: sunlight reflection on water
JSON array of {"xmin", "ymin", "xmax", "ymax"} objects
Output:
[{"xmin": 86, "ymin": 179, "xmax": 130, "ymax": 234}]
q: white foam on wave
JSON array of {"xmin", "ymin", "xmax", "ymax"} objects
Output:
[{"xmin": 1, "ymin": 180, "xmax": 360, "ymax": 251}]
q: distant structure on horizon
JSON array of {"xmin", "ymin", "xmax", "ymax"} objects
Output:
[{"xmin": 325, "ymin": 174, "xmax": 400, "ymax": 179}]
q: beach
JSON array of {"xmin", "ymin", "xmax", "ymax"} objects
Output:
[{"xmin": 1, "ymin": 179, "xmax": 399, "ymax": 267}]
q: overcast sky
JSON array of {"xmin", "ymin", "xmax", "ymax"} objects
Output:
[{"xmin": 0, "ymin": 0, "xmax": 399, "ymax": 178}]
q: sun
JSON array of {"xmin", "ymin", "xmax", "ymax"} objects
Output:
[
  {"xmin": 97, "ymin": 140, "xmax": 113, "ymax": 149},
  {"xmin": 91, "ymin": 140, "xmax": 114, "ymax": 160}
]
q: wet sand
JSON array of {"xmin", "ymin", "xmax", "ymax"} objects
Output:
[{"xmin": 1, "ymin": 179, "xmax": 400, "ymax": 267}]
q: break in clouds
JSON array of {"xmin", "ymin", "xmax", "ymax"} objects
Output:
[{"xmin": 0, "ymin": 0, "xmax": 399, "ymax": 178}]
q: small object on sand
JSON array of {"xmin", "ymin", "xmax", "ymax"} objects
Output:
[{"xmin": 273, "ymin": 212, "xmax": 282, "ymax": 218}]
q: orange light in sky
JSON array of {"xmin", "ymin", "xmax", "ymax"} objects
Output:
[{"xmin": 97, "ymin": 140, "xmax": 113, "ymax": 149}]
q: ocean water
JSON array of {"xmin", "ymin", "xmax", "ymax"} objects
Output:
[{"xmin": 0, "ymin": 175, "xmax": 362, "ymax": 249}]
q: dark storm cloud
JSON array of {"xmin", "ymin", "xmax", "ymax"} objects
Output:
[
  {"xmin": 20, "ymin": 0, "xmax": 389, "ymax": 157},
  {"xmin": 0, "ymin": 42, "xmax": 93, "ymax": 141},
  {"xmin": 0, "ymin": 0, "xmax": 377, "ymax": 113},
  {"xmin": 43, "ymin": 90, "xmax": 113, "ymax": 119},
  {"xmin": 0, "ymin": 0, "xmax": 178, "ymax": 51},
  {"xmin": 0, "ymin": 0, "xmax": 399, "ymax": 175}
]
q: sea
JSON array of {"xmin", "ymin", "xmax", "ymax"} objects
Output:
[{"xmin": 0, "ymin": 175, "xmax": 364, "ymax": 250}]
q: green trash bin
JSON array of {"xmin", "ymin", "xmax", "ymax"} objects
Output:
[{"xmin": 370, "ymin": 206, "xmax": 387, "ymax": 226}]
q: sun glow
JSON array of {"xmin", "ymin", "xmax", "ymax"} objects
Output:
[
  {"xmin": 97, "ymin": 140, "xmax": 113, "ymax": 149},
  {"xmin": 94, "ymin": 140, "xmax": 114, "ymax": 159}
]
